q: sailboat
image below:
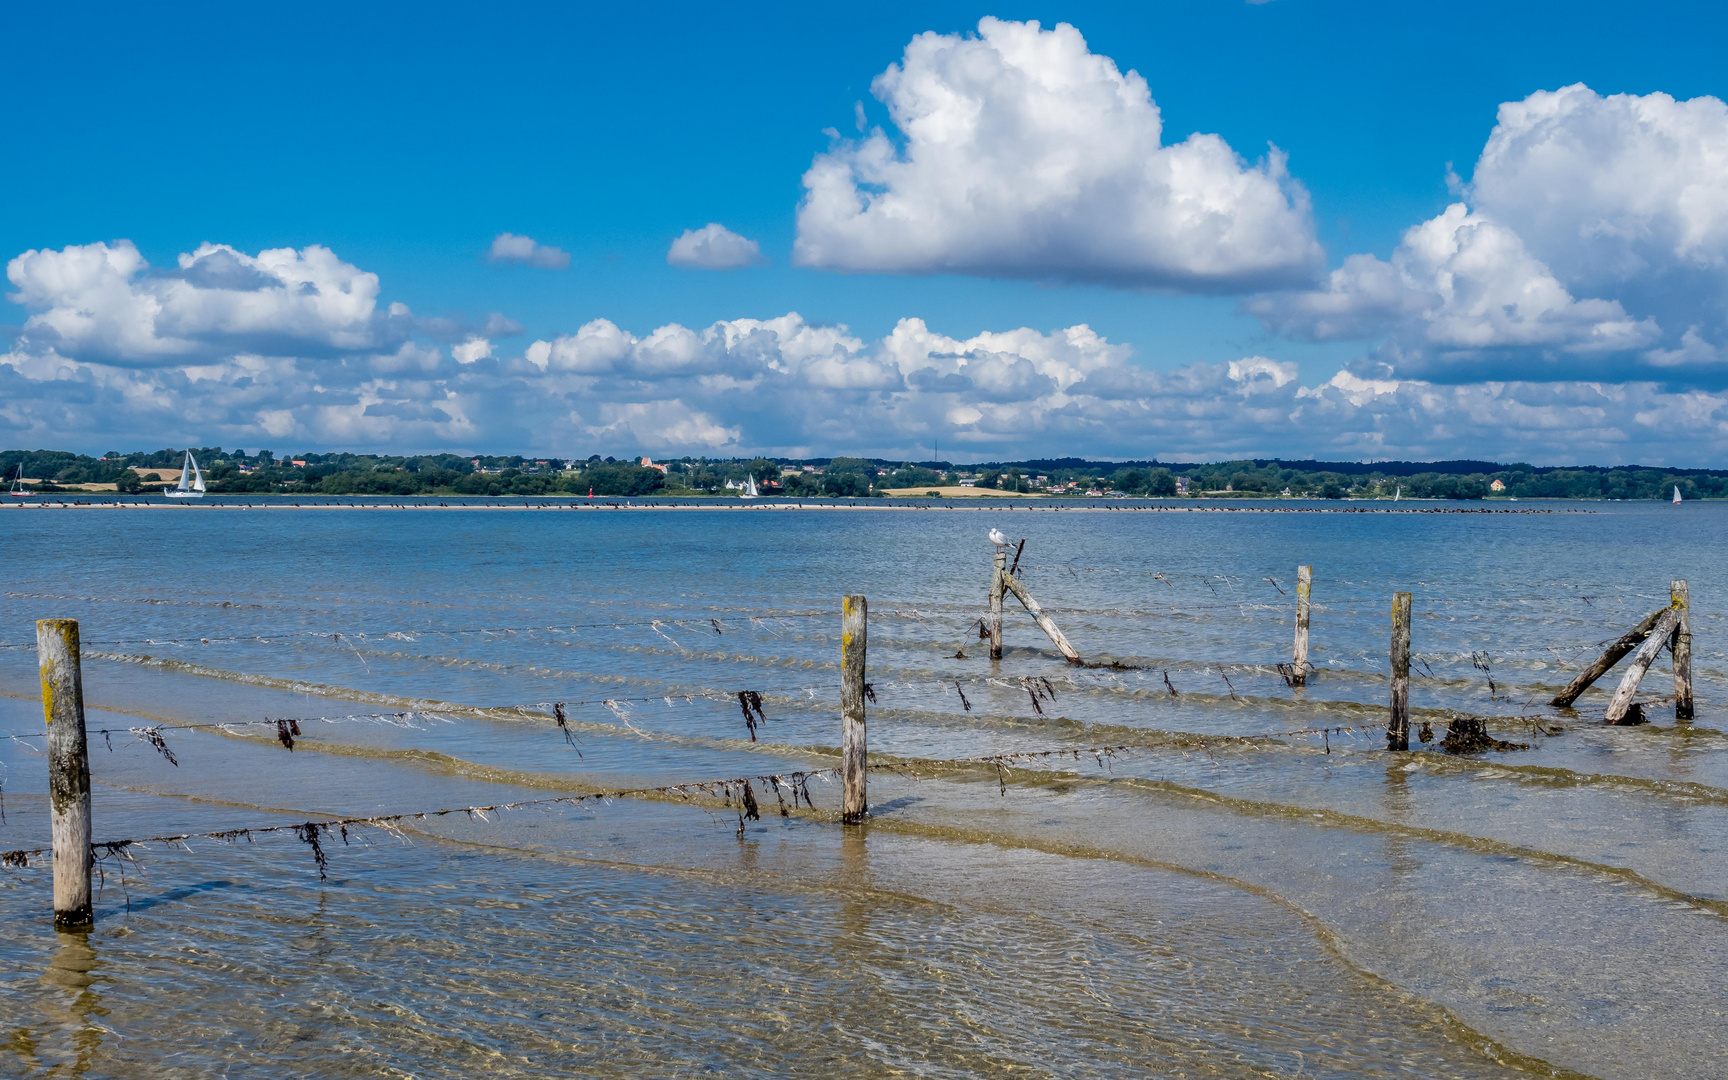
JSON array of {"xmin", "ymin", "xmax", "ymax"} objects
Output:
[
  {"xmin": 1674, "ymin": 485, "xmax": 1683, "ymax": 505},
  {"xmin": 740, "ymin": 474, "xmax": 760, "ymax": 500},
  {"xmin": 8, "ymin": 463, "xmax": 32, "ymax": 498},
  {"xmin": 1393, "ymin": 486, "xmax": 1401, "ymax": 501},
  {"xmin": 164, "ymin": 451, "xmax": 207, "ymax": 499}
]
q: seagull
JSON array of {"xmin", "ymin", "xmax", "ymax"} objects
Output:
[{"xmin": 989, "ymin": 528, "xmax": 1008, "ymax": 548}]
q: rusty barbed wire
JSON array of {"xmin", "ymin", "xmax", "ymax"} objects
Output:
[{"xmin": 1, "ymin": 768, "xmax": 840, "ymax": 878}]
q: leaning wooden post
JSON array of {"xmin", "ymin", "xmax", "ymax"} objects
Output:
[
  {"xmin": 1550, "ymin": 607, "xmax": 1667, "ymax": 707},
  {"xmin": 1000, "ymin": 573, "xmax": 1084, "ymax": 665},
  {"xmin": 1605, "ymin": 607, "xmax": 1680, "ymax": 724},
  {"xmin": 1291, "ymin": 565, "xmax": 1312, "ymax": 686},
  {"xmin": 840, "ymin": 595, "xmax": 868, "ymax": 824},
  {"xmin": 988, "ymin": 548, "xmax": 1006, "ymax": 661},
  {"xmin": 1672, "ymin": 579, "xmax": 1693, "ymax": 721},
  {"xmin": 1387, "ymin": 593, "xmax": 1411, "ymax": 750},
  {"xmin": 37, "ymin": 619, "xmax": 93, "ymax": 929}
]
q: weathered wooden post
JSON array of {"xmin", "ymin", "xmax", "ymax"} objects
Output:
[
  {"xmin": 37, "ymin": 619, "xmax": 93, "ymax": 929},
  {"xmin": 840, "ymin": 595, "xmax": 868, "ymax": 824},
  {"xmin": 1672, "ymin": 579, "xmax": 1693, "ymax": 720},
  {"xmin": 1604, "ymin": 607, "xmax": 1680, "ymax": 724},
  {"xmin": 1291, "ymin": 565, "xmax": 1312, "ymax": 686},
  {"xmin": 1387, "ymin": 593, "xmax": 1412, "ymax": 750},
  {"xmin": 988, "ymin": 547, "xmax": 1006, "ymax": 661},
  {"xmin": 1000, "ymin": 573, "xmax": 1084, "ymax": 665}
]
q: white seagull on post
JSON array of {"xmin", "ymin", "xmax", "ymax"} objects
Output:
[{"xmin": 988, "ymin": 528, "xmax": 1008, "ymax": 548}]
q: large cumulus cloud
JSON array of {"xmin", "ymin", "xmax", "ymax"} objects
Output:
[
  {"xmin": 794, "ymin": 18, "xmax": 1322, "ymax": 291},
  {"xmin": 1250, "ymin": 85, "xmax": 1728, "ymax": 384}
]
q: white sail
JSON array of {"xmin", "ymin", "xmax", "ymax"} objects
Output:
[
  {"xmin": 166, "ymin": 451, "xmax": 208, "ymax": 498},
  {"xmin": 1674, "ymin": 485, "xmax": 1683, "ymax": 504},
  {"xmin": 742, "ymin": 474, "xmax": 759, "ymax": 498}
]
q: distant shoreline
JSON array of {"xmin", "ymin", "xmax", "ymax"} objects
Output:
[{"xmin": 0, "ymin": 499, "xmax": 1575, "ymax": 514}]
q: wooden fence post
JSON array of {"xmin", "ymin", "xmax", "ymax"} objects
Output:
[
  {"xmin": 1387, "ymin": 593, "xmax": 1411, "ymax": 751},
  {"xmin": 37, "ymin": 619, "xmax": 93, "ymax": 929},
  {"xmin": 988, "ymin": 548, "xmax": 1006, "ymax": 661},
  {"xmin": 841, "ymin": 595, "xmax": 868, "ymax": 824},
  {"xmin": 1291, "ymin": 565, "xmax": 1312, "ymax": 686},
  {"xmin": 1672, "ymin": 579, "xmax": 1693, "ymax": 721}
]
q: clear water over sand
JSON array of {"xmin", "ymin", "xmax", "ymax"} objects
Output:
[{"xmin": 1, "ymin": 499, "xmax": 1722, "ymax": 1078}]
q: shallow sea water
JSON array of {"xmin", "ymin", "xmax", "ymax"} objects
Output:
[{"xmin": 1, "ymin": 497, "xmax": 1723, "ymax": 1078}]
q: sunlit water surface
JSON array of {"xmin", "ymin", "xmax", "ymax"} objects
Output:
[{"xmin": 1, "ymin": 498, "xmax": 1723, "ymax": 1078}]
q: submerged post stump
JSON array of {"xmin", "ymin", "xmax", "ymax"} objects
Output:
[
  {"xmin": 1387, "ymin": 593, "xmax": 1412, "ymax": 751},
  {"xmin": 1672, "ymin": 579, "xmax": 1693, "ymax": 721},
  {"xmin": 37, "ymin": 619, "xmax": 93, "ymax": 929},
  {"xmin": 988, "ymin": 548, "xmax": 1006, "ymax": 661},
  {"xmin": 841, "ymin": 595, "xmax": 868, "ymax": 824},
  {"xmin": 1291, "ymin": 565, "xmax": 1312, "ymax": 687}
]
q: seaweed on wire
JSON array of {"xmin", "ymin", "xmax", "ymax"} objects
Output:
[
  {"xmin": 1021, "ymin": 676, "xmax": 1056, "ymax": 715},
  {"xmin": 131, "ymin": 726, "xmax": 178, "ymax": 767},
  {"xmin": 736, "ymin": 691, "xmax": 766, "ymax": 741},
  {"xmin": 294, "ymin": 822, "xmax": 330, "ymax": 879},
  {"xmin": 1471, "ymin": 651, "xmax": 1499, "ymax": 698},
  {"xmin": 764, "ymin": 775, "xmax": 790, "ymax": 817},
  {"xmin": 552, "ymin": 702, "xmax": 584, "ymax": 756}
]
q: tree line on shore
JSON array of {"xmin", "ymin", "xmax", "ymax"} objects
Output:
[{"xmin": 2, "ymin": 448, "xmax": 1724, "ymax": 500}]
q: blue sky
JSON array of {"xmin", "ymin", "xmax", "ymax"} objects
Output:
[{"xmin": 6, "ymin": 1, "xmax": 1728, "ymax": 463}]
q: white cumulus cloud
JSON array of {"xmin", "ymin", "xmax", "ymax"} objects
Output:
[
  {"xmin": 1470, "ymin": 85, "xmax": 1728, "ymax": 293},
  {"xmin": 1248, "ymin": 204, "xmax": 1658, "ymax": 380},
  {"xmin": 487, "ymin": 233, "xmax": 571, "ymax": 270},
  {"xmin": 666, "ymin": 224, "xmax": 766, "ymax": 270},
  {"xmin": 794, "ymin": 17, "xmax": 1322, "ymax": 291},
  {"xmin": 12, "ymin": 236, "xmax": 1728, "ymax": 464},
  {"xmin": 1250, "ymin": 84, "xmax": 1728, "ymax": 384},
  {"xmin": 6, "ymin": 241, "xmax": 406, "ymax": 365}
]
